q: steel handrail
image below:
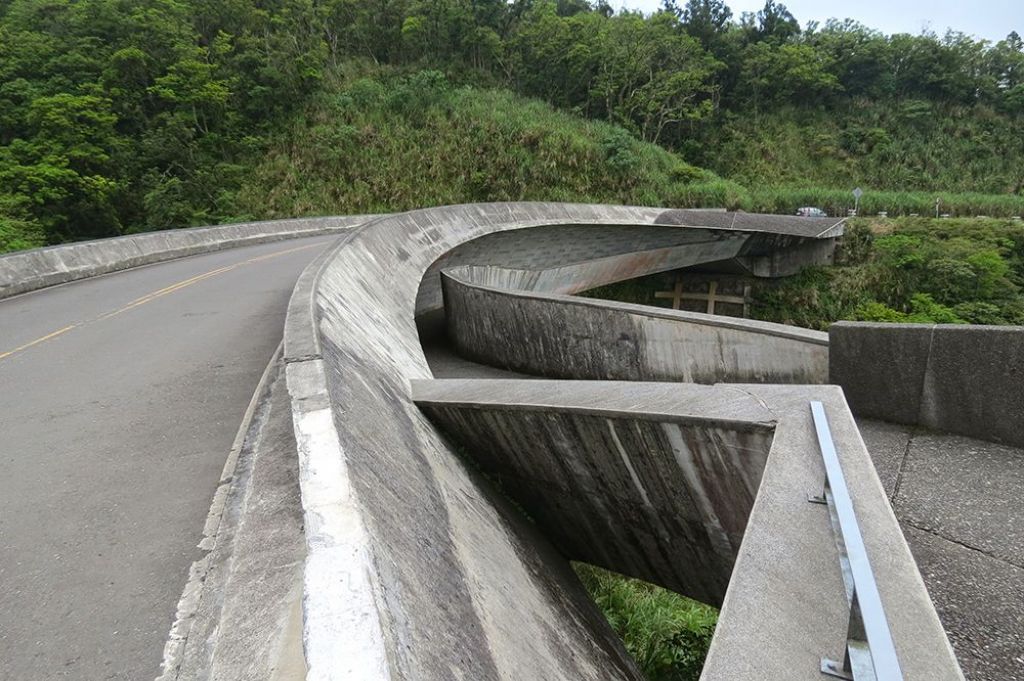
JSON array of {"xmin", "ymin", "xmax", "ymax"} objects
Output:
[{"xmin": 810, "ymin": 401, "xmax": 904, "ymax": 681}]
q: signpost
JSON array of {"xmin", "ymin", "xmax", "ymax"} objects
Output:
[{"xmin": 852, "ymin": 187, "xmax": 863, "ymax": 216}]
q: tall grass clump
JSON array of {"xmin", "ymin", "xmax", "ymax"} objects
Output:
[
  {"xmin": 575, "ymin": 563, "xmax": 717, "ymax": 681},
  {"xmin": 704, "ymin": 104, "xmax": 1024, "ymax": 199}
]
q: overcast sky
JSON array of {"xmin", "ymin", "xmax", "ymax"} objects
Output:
[{"xmin": 618, "ymin": 0, "xmax": 1022, "ymax": 42}]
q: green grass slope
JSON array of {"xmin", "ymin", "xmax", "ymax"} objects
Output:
[
  {"xmin": 236, "ymin": 69, "xmax": 1024, "ymax": 225},
  {"xmin": 233, "ymin": 70, "xmax": 749, "ymax": 219}
]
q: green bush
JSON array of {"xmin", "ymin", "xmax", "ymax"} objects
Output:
[
  {"xmin": 749, "ymin": 216, "xmax": 1024, "ymax": 328},
  {"xmin": 0, "ymin": 216, "xmax": 46, "ymax": 253},
  {"xmin": 0, "ymin": 196, "xmax": 47, "ymax": 253}
]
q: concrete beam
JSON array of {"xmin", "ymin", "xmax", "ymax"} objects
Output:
[
  {"xmin": 701, "ymin": 384, "xmax": 962, "ymax": 681},
  {"xmin": 411, "ymin": 379, "xmax": 963, "ymax": 681},
  {"xmin": 413, "ymin": 378, "xmax": 776, "ymax": 606}
]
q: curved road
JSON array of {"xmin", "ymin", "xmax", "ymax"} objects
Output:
[{"xmin": 0, "ymin": 236, "xmax": 336, "ymax": 680}]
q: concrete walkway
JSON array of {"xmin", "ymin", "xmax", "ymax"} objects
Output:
[{"xmin": 859, "ymin": 419, "xmax": 1024, "ymax": 681}]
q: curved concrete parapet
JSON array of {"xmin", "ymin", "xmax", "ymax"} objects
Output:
[
  {"xmin": 283, "ymin": 202, "xmax": 961, "ymax": 680},
  {"xmin": 415, "ymin": 211, "xmax": 844, "ymax": 315},
  {"xmin": 830, "ymin": 321, "xmax": 1024, "ymax": 448},
  {"xmin": 285, "ymin": 203, "xmax": 695, "ymax": 681},
  {"xmin": 0, "ymin": 215, "xmax": 375, "ymax": 300},
  {"xmin": 442, "ymin": 265, "xmax": 829, "ymax": 384}
]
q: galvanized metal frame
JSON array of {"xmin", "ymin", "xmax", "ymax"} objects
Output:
[{"xmin": 809, "ymin": 401, "xmax": 904, "ymax": 681}]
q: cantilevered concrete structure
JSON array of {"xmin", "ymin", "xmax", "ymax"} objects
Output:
[
  {"xmin": 280, "ymin": 203, "xmax": 963, "ymax": 681},
  {"xmin": 8, "ymin": 202, "xmax": 1018, "ymax": 681}
]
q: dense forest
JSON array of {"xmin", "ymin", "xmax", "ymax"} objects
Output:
[{"xmin": 1, "ymin": 0, "xmax": 1022, "ymax": 253}]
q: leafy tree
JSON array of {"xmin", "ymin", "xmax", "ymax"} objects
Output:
[
  {"xmin": 1, "ymin": 0, "xmax": 1022, "ymax": 256},
  {"xmin": 754, "ymin": 0, "xmax": 799, "ymax": 43},
  {"xmin": 664, "ymin": 0, "xmax": 731, "ymax": 52},
  {"xmin": 590, "ymin": 12, "xmax": 718, "ymax": 143}
]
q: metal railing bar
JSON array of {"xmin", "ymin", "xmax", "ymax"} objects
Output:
[{"xmin": 810, "ymin": 401, "xmax": 903, "ymax": 681}]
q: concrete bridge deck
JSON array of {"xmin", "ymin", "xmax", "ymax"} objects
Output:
[{"xmin": 3, "ymin": 203, "xmax": 1015, "ymax": 680}]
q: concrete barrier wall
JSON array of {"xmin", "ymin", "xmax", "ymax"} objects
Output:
[
  {"xmin": 0, "ymin": 215, "xmax": 375, "ymax": 300},
  {"xmin": 289, "ymin": 203, "xmax": 675, "ymax": 681},
  {"xmin": 444, "ymin": 266, "xmax": 829, "ymax": 384},
  {"xmin": 830, "ymin": 322, "xmax": 1024, "ymax": 447}
]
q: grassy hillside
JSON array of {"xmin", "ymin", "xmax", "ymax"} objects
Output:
[
  {"xmin": 703, "ymin": 102, "xmax": 1024, "ymax": 196},
  {"xmin": 232, "ymin": 69, "xmax": 1024, "ymax": 225},
  {"xmin": 232, "ymin": 70, "xmax": 747, "ymax": 219}
]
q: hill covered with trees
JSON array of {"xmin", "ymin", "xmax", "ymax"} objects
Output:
[{"xmin": 1, "ymin": 0, "xmax": 1022, "ymax": 253}]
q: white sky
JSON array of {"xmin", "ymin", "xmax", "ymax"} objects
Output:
[{"xmin": 618, "ymin": 0, "xmax": 1022, "ymax": 42}]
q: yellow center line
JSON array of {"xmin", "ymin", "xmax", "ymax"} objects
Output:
[
  {"xmin": 0, "ymin": 325, "xmax": 77, "ymax": 361},
  {"xmin": 99, "ymin": 266, "xmax": 237, "ymax": 320},
  {"xmin": 0, "ymin": 241, "xmax": 324, "ymax": 363}
]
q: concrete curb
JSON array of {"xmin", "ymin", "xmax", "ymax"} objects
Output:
[
  {"xmin": 0, "ymin": 215, "xmax": 379, "ymax": 301},
  {"xmin": 281, "ymin": 216, "xmax": 393, "ymax": 681}
]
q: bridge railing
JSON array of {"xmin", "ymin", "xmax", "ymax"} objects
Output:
[{"xmin": 808, "ymin": 401, "xmax": 904, "ymax": 681}]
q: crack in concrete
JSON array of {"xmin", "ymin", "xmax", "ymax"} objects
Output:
[
  {"xmin": 890, "ymin": 427, "xmax": 919, "ymax": 507},
  {"xmin": 283, "ymin": 353, "xmax": 321, "ymax": 364},
  {"xmin": 903, "ymin": 520, "xmax": 1024, "ymax": 571},
  {"xmin": 891, "ymin": 426, "xmax": 1022, "ymax": 571},
  {"xmin": 719, "ymin": 384, "xmax": 776, "ymax": 419},
  {"xmin": 914, "ymin": 324, "xmax": 938, "ymax": 425}
]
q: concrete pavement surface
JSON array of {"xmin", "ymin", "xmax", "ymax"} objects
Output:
[
  {"xmin": 858, "ymin": 419, "xmax": 1024, "ymax": 681},
  {"xmin": 0, "ymin": 236, "xmax": 335, "ymax": 680}
]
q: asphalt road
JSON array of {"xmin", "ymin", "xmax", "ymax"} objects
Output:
[{"xmin": 0, "ymin": 236, "xmax": 335, "ymax": 680}]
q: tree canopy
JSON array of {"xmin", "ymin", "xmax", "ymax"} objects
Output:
[{"xmin": 0, "ymin": 0, "xmax": 1021, "ymax": 250}]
